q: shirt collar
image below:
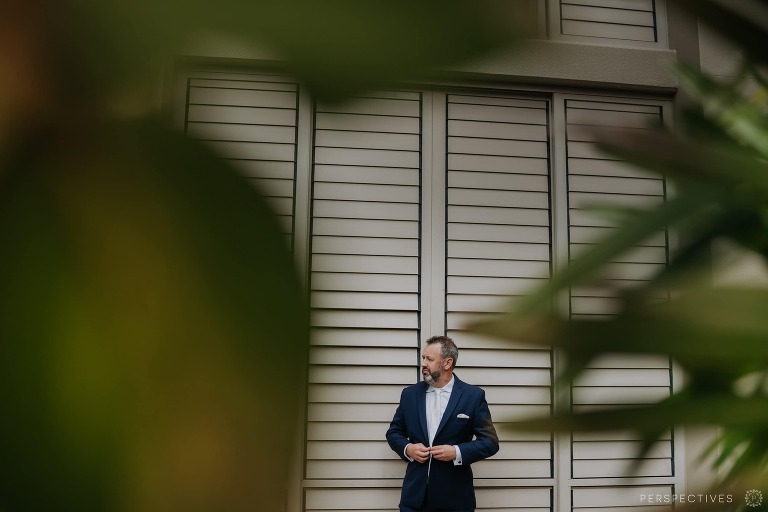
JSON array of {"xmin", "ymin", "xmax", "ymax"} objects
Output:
[{"xmin": 428, "ymin": 375, "xmax": 454, "ymax": 394}]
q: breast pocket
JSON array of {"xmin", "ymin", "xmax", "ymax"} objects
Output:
[{"xmin": 453, "ymin": 413, "xmax": 473, "ymax": 435}]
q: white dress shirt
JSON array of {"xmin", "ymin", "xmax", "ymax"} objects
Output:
[{"xmin": 404, "ymin": 376, "xmax": 463, "ymax": 465}]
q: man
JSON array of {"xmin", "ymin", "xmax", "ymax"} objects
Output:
[{"xmin": 386, "ymin": 335, "xmax": 499, "ymax": 512}]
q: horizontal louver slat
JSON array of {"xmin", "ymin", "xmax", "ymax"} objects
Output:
[
  {"xmin": 449, "ymin": 154, "xmax": 550, "ymax": 175},
  {"xmin": 316, "ymin": 113, "xmax": 419, "ymax": 134},
  {"xmin": 305, "ymin": 460, "xmax": 404, "ymax": 480},
  {"xmin": 311, "ymin": 255, "xmax": 418, "ymax": 274},
  {"xmin": 187, "ymin": 104, "xmax": 296, "ymax": 125}
]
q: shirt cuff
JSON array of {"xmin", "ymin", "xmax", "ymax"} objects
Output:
[
  {"xmin": 453, "ymin": 445, "xmax": 462, "ymax": 465},
  {"xmin": 404, "ymin": 443, "xmax": 414, "ymax": 462}
]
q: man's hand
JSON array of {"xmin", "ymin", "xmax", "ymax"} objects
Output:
[
  {"xmin": 406, "ymin": 443, "xmax": 430, "ymax": 463},
  {"xmin": 430, "ymin": 445, "xmax": 457, "ymax": 461}
]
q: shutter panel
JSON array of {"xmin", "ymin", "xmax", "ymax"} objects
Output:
[
  {"xmin": 184, "ymin": 72, "xmax": 298, "ymax": 244},
  {"xmin": 559, "ymin": 0, "xmax": 658, "ymax": 43},
  {"xmin": 565, "ymin": 98, "xmax": 672, "ymax": 479},
  {"xmin": 307, "ymin": 92, "xmax": 422, "ymax": 485},
  {"xmin": 446, "ymin": 94, "xmax": 553, "ymax": 482}
]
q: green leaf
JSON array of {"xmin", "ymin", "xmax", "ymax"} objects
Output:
[
  {"xmin": 597, "ymin": 128, "xmax": 768, "ymax": 196},
  {"xmin": 60, "ymin": 0, "xmax": 519, "ymax": 101},
  {"xmin": 507, "ymin": 395, "xmax": 768, "ymax": 434},
  {"xmin": 0, "ymin": 118, "xmax": 309, "ymax": 511},
  {"xmin": 576, "ymin": 289, "xmax": 768, "ymax": 362},
  {"xmin": 672, "ymin": 62, "xmax": 768, "ymax": 159}
]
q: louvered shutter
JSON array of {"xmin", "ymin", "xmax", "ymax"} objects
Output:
[
  {"xmin": 445, "ymin": 93, "xmax": 554, "ymax": 493},
  {"xmin": 559, "ymin": 0, "xmax": 659, "ymax": 43},
  {"xmin": 184, "ymin": 72, "xmax": 298, "ymax": 245},
  {"xmin": 565, "ymin": 98, "xmax": 673, "ymax": 481},
  {"xmin": 176, "ymin": 70, "xmax": 683, "ymax": 511},
  {"xmin": 306, "ymin": 92, "xmax": 422, "ymax": 492}
]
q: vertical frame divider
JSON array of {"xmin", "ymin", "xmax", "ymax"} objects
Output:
[
  {"xmin": 550, "ymin": 93, "xmax": 573, "ymax": 512},
  {"xmin": 420, "ymin": 90, "xmax": 434, "ymax": 363},
  {"xmin": 290, "ymin": 86, "xmax": 313, "ymax": 512},
  {"xmin": 419, "ymin": 89, "xmax": 447, "ymax": 361},
  {"xmin": 538, "ymin": 0, "xmax": 550, "ymax": 38},
  {"xmin": 293, "ymin": 88, "xmax": 315, "ymax": 285},
  {"xmin": 661, "ymin": 97, "xmax": 688, "ymax": 494},
  {"xmin": 548, "ymin": 0, "xmax": 563, "ymax": 42},
  {"xmin": 655, "ymin": 0, "xmax": 671, "ymax": 48}
]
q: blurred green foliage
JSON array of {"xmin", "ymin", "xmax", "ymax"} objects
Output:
[
  {"xmin": 472, "ymin": 0, "xmax": 768, "ymax": 501},
  {"xmin": 0, "ymin": 1, "xmax": 517, "ymax": 511}
]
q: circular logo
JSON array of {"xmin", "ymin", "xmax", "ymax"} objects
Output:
[{"xmin": 745, "ymin": 489, "xmax": 763, "ymax": 507}]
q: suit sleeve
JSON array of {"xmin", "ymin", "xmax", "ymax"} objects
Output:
[
  {"xmin": 385, "ymin": 389, "xmax": 411, "ymax": 462},
  {"xmin": 456, "ymin": 389, "xmax": 499, "ymax": 465}
]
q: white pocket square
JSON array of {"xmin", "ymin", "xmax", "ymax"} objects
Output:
[{"xmin": 457, "ymin": 413, "xmax": 470, "ymax": 419}]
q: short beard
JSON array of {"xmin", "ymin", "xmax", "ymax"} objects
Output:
[{"xmin": 423, "ymin": 367, "xmax": 443, "ymax": 385}]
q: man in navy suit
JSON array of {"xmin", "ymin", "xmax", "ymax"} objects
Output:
[{"xmin": 386, "ymin": 335, "xmax": 499, "ymax": 512}]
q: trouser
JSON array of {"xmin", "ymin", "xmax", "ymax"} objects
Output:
[
  {"xmin": 400, "ymin": 506, "xmax": 473, "ymax": 512},
  {"xmin": 400, "ymin": 492, "xmax": 474, "ymax": 512}
]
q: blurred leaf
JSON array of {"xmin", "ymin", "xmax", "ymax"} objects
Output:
[
  {"xmin": 0, "ymin": 118, "xmax": 309, "ymax": 511},
  {"xmin": 597, "ymin": 128, "xmax": 768, "ymax": 196},
  {"xmin": 673, "ymin": 62, "xmax": 768, "ymax": 158},
  {"xmin": 58, "ymin": 0, "xmax": 518, "ymax": 101},
  {"xmin": 510, "ymin": 395, "xmax": 768, "ymax": 434}
]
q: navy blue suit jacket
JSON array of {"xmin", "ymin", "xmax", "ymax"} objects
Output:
[{"xmin": 386, "ymin": 375, "xmax": 499, "ymax": 510}]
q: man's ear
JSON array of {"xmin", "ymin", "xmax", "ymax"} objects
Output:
[{"xmin": 444, "ymin": 357, "xmax": 453, "ymax": 370}]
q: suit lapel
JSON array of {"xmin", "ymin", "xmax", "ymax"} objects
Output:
[
  {"xmin": 417, "ymin": 381, "xmax": 429, "ymax": 441},
  {"xmin": 435, "ymin": 375, "xmax": 463, "ymax": 440}
]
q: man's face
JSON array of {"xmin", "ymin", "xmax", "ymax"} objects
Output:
[{"xmin": 421, "ymin": 342, "xmax": 450, "ymax": 385}]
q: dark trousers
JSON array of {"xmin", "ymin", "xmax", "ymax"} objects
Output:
[
  {"xmin": 400, "ymin": 492, "xmax": 474, "ymax": 512},
  {"xmin": 401, "ymin": 507, "xmax": 473, "ymax": 512},
  {"xmin": 401, "ymin": 508, "xmax": 473, "ymax": 512}
]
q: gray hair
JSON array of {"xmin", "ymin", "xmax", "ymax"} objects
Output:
[{"xmin": 425, "ymin": 335, "xmax": 458, "ymax": 369}]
